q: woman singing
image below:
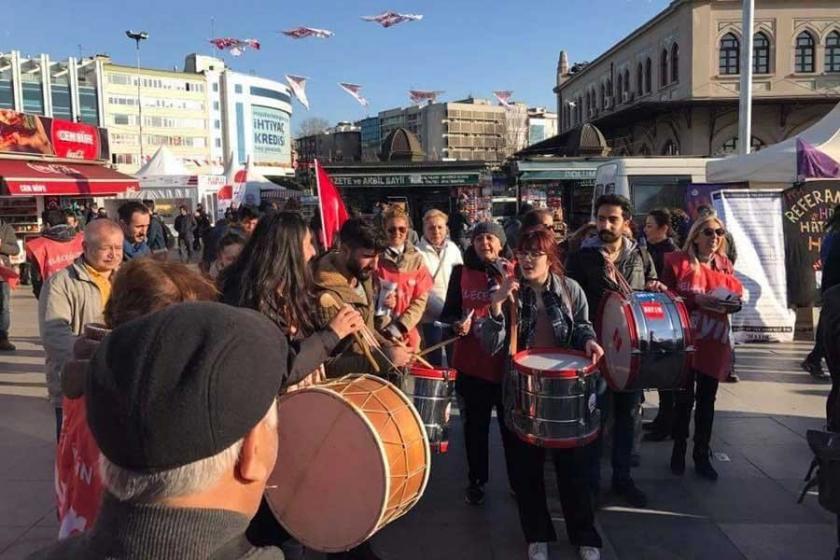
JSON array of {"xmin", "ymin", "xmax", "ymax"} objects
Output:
[
  {"xmin": 481, "ymin": 226, "xmax": 604, "ymax": 560},
  {"xmin": 661, "ymin": 212, "xmax": 743, "ymax": 481}
]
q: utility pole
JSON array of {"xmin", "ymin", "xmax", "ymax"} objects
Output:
[
  {"xmin": 737, "ymin": 0, "xmax": 754, "ymax": 155},
  {"xmin": 125, "ymin": 30, "xmax": 149, "ymax": 163}
]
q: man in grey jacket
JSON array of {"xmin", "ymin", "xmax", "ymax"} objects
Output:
[
  {"xmin": 39, "ymin": 219, "xmax": 123, "ymax": 439},
  {"xmin": 0, "ymin": 218, "xmax": 20, "ymax": 351}
]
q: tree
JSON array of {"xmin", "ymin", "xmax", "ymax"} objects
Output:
[{"xmin": 295, "ymin": 117, "xmax": 331, "ymax": 138}]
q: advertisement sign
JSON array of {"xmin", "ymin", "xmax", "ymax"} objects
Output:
[
  {"xmin": 782, "ymin": 182, "xmax": 840, "ymax": 306},
  {"xmin": 252, "ymin": 106, "xmax": 290, "ymax": 166},
  {"xmin": 331, "ymin": 173, "xmax": 480, "ymax": 187},
  {"xmin": 713, "ymin": 190, "xmax": 796, "ymax": 342},
  {"xmin": 0, "ymin": 109, "xmax": 109, "ymax": 161}
]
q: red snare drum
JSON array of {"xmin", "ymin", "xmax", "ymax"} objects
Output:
[{"xmin": 399, "ymin": 366, "xmax": 457, "ymax": 454}]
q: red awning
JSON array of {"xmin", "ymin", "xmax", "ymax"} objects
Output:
[{"xmin": 0, "ymin": 159, "xmax": 138, "ymax": 196}]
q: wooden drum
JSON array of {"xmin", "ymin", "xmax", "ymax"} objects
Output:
[{"xmin": 265, "ymin": 374, "xmax": 430, "ymax": 553}]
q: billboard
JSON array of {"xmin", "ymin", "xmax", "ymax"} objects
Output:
[
  {"xmin": 251, "ymin": 105, "xmax": 290, "ymax": 166},
  {"xmin": 0, "ymin": 109, "xmax": 110, "ymax": 161}
]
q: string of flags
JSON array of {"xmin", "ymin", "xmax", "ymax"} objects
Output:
[
  {"xmin": 285, "ymin": 75, "xmax": 310, "ymax": 110},
  {"xmin": 361, "ymin": 11, "xmax": 423, "ymax": 28},
  {"xmin": 208, "ymin": 38, "xmax": 260, "ymax": 57},
  {"xmin": 281, "ymin": 27, "xmax": 334, "ymax": 39},
  {"xmin": 338, "ymin": 83, "xmax": 369, "ymax": 108}
]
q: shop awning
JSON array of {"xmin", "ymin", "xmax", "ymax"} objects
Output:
[{"xmin": 0, "ymin": 159, "xmax": 138, "ymax": 196}]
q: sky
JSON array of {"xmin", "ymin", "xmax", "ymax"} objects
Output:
[{"xmin": 5, "ymin": 0, "xmax": 669, "ymax": 132}]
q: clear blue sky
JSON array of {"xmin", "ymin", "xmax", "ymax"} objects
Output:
[{"xmin": 6, "ymin": 0, "xmax": 668, "ymax": 131}]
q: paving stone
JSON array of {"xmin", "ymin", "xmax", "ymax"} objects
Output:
[{"xmin": 718, "ymin": 523, "xmax": 837, "ymax": 560}]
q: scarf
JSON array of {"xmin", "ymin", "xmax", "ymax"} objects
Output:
[{"xmin": 517, "ymin": 273, "xmax": 574, "ymax": 350}]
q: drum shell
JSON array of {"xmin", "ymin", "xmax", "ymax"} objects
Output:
[{"xmin": 398, "ymin": 368, "xmax": 456, "ymax": 453}]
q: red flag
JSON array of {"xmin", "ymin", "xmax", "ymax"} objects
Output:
[{"xmin": 315, "ymin": 160, "xmax": 349, "ymax": 249}]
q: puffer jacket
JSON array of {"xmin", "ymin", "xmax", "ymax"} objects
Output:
[{"xmin": 416, "ymin": 238, "xmax": 463, "ymax": 323}]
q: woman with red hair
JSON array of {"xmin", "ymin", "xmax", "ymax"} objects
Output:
[{"xmin": 481, "ymin": 227, "xmax": 605, "ymax": 560}]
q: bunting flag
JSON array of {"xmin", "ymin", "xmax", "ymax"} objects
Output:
[
  {"xmin": 281, "ymin": 27, "xmax": 334, "ymax": 39},
  {"xmin": 338, "ymin": 82, "xmax": 369, "ymax": 108},
  {"xmin": 315, "ymin": 160, "xmax": 349, "ymax": 249},
  {"xmin": 493, "ymin": 90, "xmax": 514, "ymax": 109},
  {"xmin": 285, "ymin": 75, "xmax": 310, "ymax": 110},
  {"xmin": 409, "ymin": 90, "xmax": 443, "ymax": 106},
  {"xmin": 231, "ymin": 156, "xmax": 250, "ymax": 208},
  {"xmin": 361, "ymin": 11, "xmax": 423, "ymax": 28},
  {"xmin": 209, "ymin": 37, "xmax": 260, "ymax": 57}
]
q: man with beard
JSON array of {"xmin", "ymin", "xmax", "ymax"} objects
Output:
[
  {"xmin": 566, "ymin": 194, "xmax": 665, "ymax": 509},
  {"xmin": 313, "ymin": 217, "xmax": 411, "ymax": 381},
  {"xmin": 117, "ymin": 201, "xmax": 151, "ymax": 261}
]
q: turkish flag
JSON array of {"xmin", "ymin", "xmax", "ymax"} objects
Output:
[{"xmin": 315, "ymin": 161, "xmax": 349, "ymax": 249}]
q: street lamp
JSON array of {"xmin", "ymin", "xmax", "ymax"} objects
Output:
[{"xmin": 125, "ymin": 30, "xmax": 148, "ymax": 163}]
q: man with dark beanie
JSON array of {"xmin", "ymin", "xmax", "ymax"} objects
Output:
[{"xmin": 29, "ymin": 302, "xmax": 288, "ymax": 560}]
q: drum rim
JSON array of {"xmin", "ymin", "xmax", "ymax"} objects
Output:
[
  {"xmin": 596, "ymin": 290, "xmax": 641, "ymax": 391},
  {"xmin": 408, "ymin": 365, "xmax": 458, "ymax": 381},
  {"xmin": 512, "ymin": 347, "xmax": 598, "ymax": 379}
]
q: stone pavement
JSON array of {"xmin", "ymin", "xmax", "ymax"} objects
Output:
[{"xmin": 0, "ymin": 288, "xmax": 836, "ymax": 559}]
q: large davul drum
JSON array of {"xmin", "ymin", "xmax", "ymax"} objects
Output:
[{"xmin": 266, "ymin": 374, "xmax": 430, "ymax": 553}]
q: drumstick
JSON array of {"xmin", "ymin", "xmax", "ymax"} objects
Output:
[
  {"xmin": 416, "ymin": 335, "xmax": 460, "ymax": 358},
  {"xmin": 391, "ymin": 337, "xmax": 435, "ymax": 369},
  {"xmin": 319, "ymin": 293, "xmax": 380, "ymax": 374},
  {"xmin": 508, "ymin": 292, "xmax": 519, "ymax": 357}
]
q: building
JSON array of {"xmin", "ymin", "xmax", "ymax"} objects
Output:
[
  {"xmin": 0, "ymin": 51, "xmax": 100, "ymax": 125},
  {"xmin": 357, "ymin": 116, "xmax": 382, "ymax": 161},
  {"xmin": 188, "ymin": 54, "xmax": 294, "ymax": 181},
  {"xmin": 295, "ymin": 122, "xmax": 361, "ymax": 165},
  {"xmin": 553, "ymin": 0, "xmax": 840, "ymax": 157},
  {"xmin": 100, "ymin": 57, "xmax": 212, "ymax": 174},
  {"xmin": 527, "ymin": 107, "xmax": 558, "ymax": 146}
]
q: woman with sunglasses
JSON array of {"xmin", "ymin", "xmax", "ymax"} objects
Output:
[
  {"xmin": 375, "ymin": 206, "xmax": 433, "ymax": 350},
  {"xmin": 480, "ymin": 226, "xmax": 604, "ymax": 560},
  {"xmin": 661, "ymin": 212, "xmax": 743, "ymax": 481}
]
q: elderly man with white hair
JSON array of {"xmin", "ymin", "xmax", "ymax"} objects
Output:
[{"xmin": 39, "ymin": 219, "xmax": 123, "ymax": 440}]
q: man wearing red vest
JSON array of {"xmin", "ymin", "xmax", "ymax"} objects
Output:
[{"xmin": 26, "ymin": 209, "xmax": 84, "ymax": 299}]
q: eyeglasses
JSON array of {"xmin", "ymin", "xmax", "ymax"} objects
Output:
[
  {"xmin": 702, "ymin": 228, "xmax": 726, "ymax": 238},
  {"xmin": 387, "ymin": 226, "xmax": 408, "ymax": 234},
  {"xmin": 515, "ymin": 250, "xmax": 547, "ymax": 261}
]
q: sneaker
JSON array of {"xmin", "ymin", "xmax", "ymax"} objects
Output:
[
  {"xmin": 579, "ymin": 546, "xmax": 601, "ymax": 560},
  {"xmin": 0, "ymin": 338, "xmax": 15, "ymax": 352},
  {"xmin": 612, "ymin": 479, "xmax": 648, "ymax": 508},
  {"xmin": 527, "ymin": 542, "xmax": 548, "ymax": 560},
  {"xmin": 724, "ymin": 373, "xmax": 739, "ymax": 383},
  {"xmin": 464, "ymin": 482, "xmax": 485, "ymax": 505},
  {"xmin": 801, "ymin": 359, "xmax": 830, "ymax": 380}
]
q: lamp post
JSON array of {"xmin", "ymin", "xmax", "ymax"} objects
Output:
[
  {"xmin": 737, "ymin": 0, "xmax": 754, "ymax": 155},
  {"xmin": 125, "ymin": 30, "xmax": 148, "ymax": 164}
]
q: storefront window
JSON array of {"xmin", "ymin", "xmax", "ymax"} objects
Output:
[
  {"xmin": 79, "ymin": 85, "xmax": 99, "ymax": 125},
  {"xmin": 0, "ymin": 66, "xmax": 12, "ymax": 109},
  {"xmin": 51, "ymin": 83, "xmax": 72, "ymax": 120},
  {"xmin": 22, "ymin": 73, "xmax": 44, "ymax": 115}
]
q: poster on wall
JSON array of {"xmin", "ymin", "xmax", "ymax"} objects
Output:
[
  {"xmin": 251, "ymin": 106, "xmax": 290, "ymax": 167},
  {"xmin": 713, "ymin": 190, "xmax": 796, "ymax": 343},
  {"xmin": 0, "ymin": 109, "xmax": 110, "ymax": 161},
  {"xmin": 781, "ymin": 182, "xmax": 840, "ymax": 307}
]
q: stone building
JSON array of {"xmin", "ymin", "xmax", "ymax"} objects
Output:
[{"xmin": 554, "ymin": 0, "xmax": 840, "ymax": 157}]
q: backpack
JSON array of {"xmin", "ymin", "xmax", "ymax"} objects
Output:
[
  {"xmin": 158, "ymin": 218, "xmax": 175, "ymax": 250},
  {"xmin": 799, "ymin": 430, "xmax": 840, "ymax": 514}
]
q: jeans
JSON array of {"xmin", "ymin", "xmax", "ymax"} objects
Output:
[
  {"xmin": 588, "ymin": 389, "xmax": 641, "ymax": 489},
  {"xmin": 420, "ymin": 322, "xmax": 446, "ymax": 367},
  {"xmin": 0, "ymin": 281, "xmax": 10, "ymax": 338},
  {"xmin": 507, "ymin": 437, "xmax": 602, "ymax": 547},
  {"xmin": 672, "ymin": 369, "xmax": 719, "ymax": 453}
]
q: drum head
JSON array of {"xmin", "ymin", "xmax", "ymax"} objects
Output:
[
  {"xmin": 266, "ymin": 388, "xmax": 387, "ymax": 552},
  {"xmin": 513, "ymin": 349, "xmax": 595, "ymax": 378},
  {"xmin": 598, "ymin": 291, "xmax": 636, "ymax": 391}
]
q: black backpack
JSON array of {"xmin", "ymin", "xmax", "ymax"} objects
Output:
[
  {"xmin": 158, "ymin": 217, "xmax": 175, "ymax": 250},
  {"xmin": 799, "ymin": 429, "xmax": 840, "ymax": 514}
]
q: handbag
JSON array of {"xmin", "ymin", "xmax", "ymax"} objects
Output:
[{"xmin": 800, "ymin": 429, "xmax": 840, "ymax": 514}]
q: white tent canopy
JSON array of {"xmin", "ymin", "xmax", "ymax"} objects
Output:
[
  {"xmin": 707, "ymin": 102, "xmax": 840, "ymax": 184},
  {"xmin": 135, "ymin": 146, "xmax": 191, "ymax": 177}
]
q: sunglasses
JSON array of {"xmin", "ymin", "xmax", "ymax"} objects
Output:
[
  {"xmin": 387, "ymin": 226, "xmax": 408, "ymax": 234},
  {"xmin": 515, "ymin": 250, "xmax": 547, "ymax": 261},
  {"xmin": 702, "ymin": 228, "xmax": 726, "ymax": 238}
]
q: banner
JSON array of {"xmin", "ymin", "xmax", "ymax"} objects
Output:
[
  {"xmin": 0, "ymin": 109, "xmax": 109, "ymax": 161},
  {"xmin": 251, "ymin": 106, "xmax": 290, "ymax": 166},
  {"xmin": 782, "ymin": 182, "xmax": 840, "ymax": 306},
  {"xmin": 713, "ymin": 190, "xmax": 796, "ymax": 342}
]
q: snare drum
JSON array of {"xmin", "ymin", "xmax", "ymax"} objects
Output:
[
  {"xmin": 266, "ymin": 374, "xmax": 430, "ymax": 553},
  {"xmin": 508, "ymin": 349, "xmax": 601, "ymax": 448},
  {"xmin": 597, "ymin": 290, "xmax": 694, "ymax": 392},
  {"xmin": 398, "ymin": 366, "xmax": 457, "ymax": 453}
]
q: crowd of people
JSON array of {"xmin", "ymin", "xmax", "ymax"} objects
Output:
[{"xmin": 0, "ymin": 192, "xmax": 834, "ymax": 560}]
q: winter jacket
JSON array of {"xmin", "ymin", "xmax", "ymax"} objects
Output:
[
  {"xmin": 647, "ymin": 237, "xmax": 678, "ymax": 277},
  {"xmin": 146, "ymin": 214, "xmax": 167, "ymax": 252},
  {"xmin": 25, "ymin": 225, "xmax": 84, "ymax": 299},
  {"xmin": 122, "ymin": 240, "xmax": 150, "ymax": 261},
  {"xmin": 39, "ymin": 258, "xmax": 107, "ymax": 407},
  {"xmin": 823, "ymin": 234, "xmax": 840, "ymax": 294},
  {"xmin": 0, "ymin": 221, "xmax": 20, "ymax": 270},
  {"xmin": 822, "ymin": 285, "xmax": 840, "ymax": 432},
  {"xmin": 175, "ymin": 213, "xmax": 197, "ymax": 241},
  {"xmin": 566, "ymin": 235, "xmax": 657, "ymax": 313},
  {"xmin": 416, "ymin": 238, "xmax": 463, "ymax": 323},
  {"xmin": 375, "ymin": 243, "xmax": 433, "ymax": 348}
]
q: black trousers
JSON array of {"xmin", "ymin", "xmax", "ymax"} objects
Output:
[
  {"xmin": 807, "ymin": 313, "xmax": 825, "ymax": 365},
  {"xmin": 507, "ymin": 437, "xmax": 602, "ymax": 547},
  {"xmin": 672, "ymin": 369, "xmax": 719, "ymax": 452},
  {"xmin": 654, "ymin": 390, "xmax": 675, "ymax": 429},
  {"xmin": 455, "ymin": 373, "xmax": 517, "ymax": 487},
  {"xmin": 588, "ymin": 389, "xmax": 640, "ymax": 489}
]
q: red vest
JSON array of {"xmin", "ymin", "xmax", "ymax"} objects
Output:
[
  {"xmin": 451, "ymin": 265, "xmax": 510, "ymax": 384},
  {"xmin": 26, "ymin": 234, "xmax": 84, "ymax": 282}
]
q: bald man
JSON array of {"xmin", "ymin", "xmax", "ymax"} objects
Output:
[{"xmin": 39, "ymin": 219, "xmax": 124, "ymax": 439}]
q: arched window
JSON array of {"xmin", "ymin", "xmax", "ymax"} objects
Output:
[
  {"xmin": 719, "ymin": 33, "xmax": 740, "ymax": 75},
  {"xmin": 606, "ymin": 78, "xmax": 613, "ymax": 99},
  {"xmin": 600, "ymin": 83, "xmax": 605, "ymax": 109},
  {"xmin": 661, "ymin": 139, "xmax": 679, "ymax": 156},
  {"xmin": 639, "ymin": 144, "xmax": 651, "ymax": 156},
  {"xmin": 585, "ymin": 92, "xmax": 590, "ymax": 119},
  {"xmin": 826, "ymin": 31, "xmax": 840, "ymax": 73},
  {"xmin": 753, "ymin": 32, "xmax": 770, "ymax": 74},
  {"xmin": 795, "ymin": 31, "xmax": 816, "ymax": 73},
  {"xmin": 617, "ymin": 74, "xmax": 623, "ymax": 103},
  {"xmin": 660, "ymin": 49, "xmax": 669, "ymax": 87},
  {"xmin": 645, "ymin": 58, "xmax": 652, "ymax": 93},
  {"xmin": 752, "ymin": 136, "xmax": 766, "ymax": 151},
  {"xmin": 671, "ymin": 43, "xmax": 680, "ymax": 83},
  {"xmin": 636, "ymin": 63, "xmax": 643, "ymax": 94},
  {"xmin": 577, "ymin": 97, "xmax": 582, "ymax": 123},
  {"xmin": 717, "ymin": 136, "xmax": 765, "ymax": 155},
  {"xmin": 624, "ymin": 69, "xmax": 630, "ymax": 98}
]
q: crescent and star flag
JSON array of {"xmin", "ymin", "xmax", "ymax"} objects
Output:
[
  {"xmin": 315, "ymin": 160, "xmax": 349, "ymax": 249},
  {"xmin": 209, "ymin": 38, "xmax": 260, "ymax": 57},
  {"xmin": 282, "ymin": 27, "xmax": 334, "ymax": 39},
  {"xmin": 361, "ymin": 11, "xmax": 424, "ymax": 28},
  {"xmin": 493, "ymin": 90, "xmax": 514, "ymax": 109},
  {"xmin": 338, "ymin": 83, "xmax": 369, "ymax": 108},
  {"xmin": 409, "ymin": 90, "xmax": 443, "ymax": 106},
  {"xmin": 285, "ymin": 75, "xmax": 310, "ymax": 110}
]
